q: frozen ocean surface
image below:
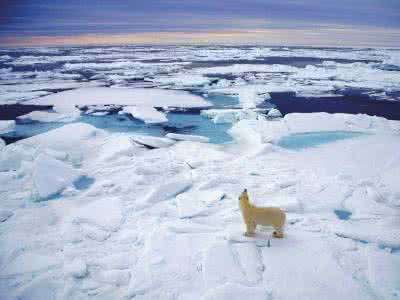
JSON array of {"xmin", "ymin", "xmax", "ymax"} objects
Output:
[{"xmin": 1, "ymin": 46, "xmax": 400, "ymax": 300}]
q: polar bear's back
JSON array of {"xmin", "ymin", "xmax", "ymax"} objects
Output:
[{"xmin": 250, "ymin": 206, "xmax": 286, "ymax": 228}]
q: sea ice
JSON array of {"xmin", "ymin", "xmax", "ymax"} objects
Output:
[
  {"xmin": 73, "ymin": 197, "xmax": 123, "ymax": 232},
  {"xmin": 121, "ymin": 106, "xmax": 168, "ymax": 124},
  {"xmin": 201, "ymin": 109, "xmax": 266, "ymax": 124},
  {"xmin": 166, "ymin": 133, "xmax": 210, "ymax": 143},
  {"xmin": 33, "ymin": 153, "xmax": 81, "ymax": 200},
  {"xmin": 151, "ymin": 74, "xmax": 211, "ymax": 87},
  {"xmin": 267, "ymin": 108, "xmax": 283, "ymax": 118},
  {"xmin": 142, "ymin": 177, "xmax": 192, "ymax": 205},
  {"xmin": 0, "ymin": 120, "xmax": 15, "ymax": 134},
  {"xmin": 1, "ymin": 46, "xmax": 400, "ymax": 300},
  {"xmin": 18, "ymin": 109, "xmax": 80, "ymax": 123},
  {"xmin": 238, "ymin": 87, "xmax": 267, "ymax": 109},
  {"xmin": 175, "ymin": 190, "xmax": 224, "ymax": 218},
  {"xmin": 131, "ymin": 135, "xmax": 176, "ymax": 149},
  {"xmin": 202, "ymin": 283, "xmax": 268, "ymax": 300},
  {"xmin": 65, "ymin": 258, "xmax": 88, "ymax": 279},
  {"xmin": 0, "ymin": 252, "xmax": 60, "ymax": 276},
  {"xmin": 0, "ymin": 210, "xmax": 13, "ymax": 222},
  {"xmin": 26, "ymin": 87, "xmax": 211, "ymax": 109}
]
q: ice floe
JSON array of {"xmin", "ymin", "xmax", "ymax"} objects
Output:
[
  {"xmin": 0, "ymin": 120, "xmax": 15, "ymax": 134},
  {"xmin": 33, "ymin": 153, "xmax": 81, "ymax": 200},
  {"xmin": 25, "ymin": 87, "xmax": 211, "ymax": 113},
  {"xmin": 131, "ymin": 135, "xmax": 176, "ymax": 149},
  {"xmin": 121, "ymin": 106, "xmax": 168, "ymax": 124},
  {"xmin": 201, "ymin": 108, "xmax": 266, "ymax": 123},
  {"xmin": 166, "ymin": 133, "xmax": 210, "ymax": 143}
]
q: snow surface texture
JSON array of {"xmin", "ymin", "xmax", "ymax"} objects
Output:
[{"xmin": 0, "ymin": 113, "xmax": 399, "ymax": 299}]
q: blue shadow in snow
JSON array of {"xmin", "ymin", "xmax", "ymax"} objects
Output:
[
  {"xmin": 74, "ymin": 176, "xmax": 95, "ymax": 190},
  {"xmin": 334, "ymin": 209, "xmax": 352, "ymax": 220}
]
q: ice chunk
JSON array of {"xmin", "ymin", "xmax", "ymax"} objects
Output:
[
  {"xmin": 195, "ymin": 64, "xmax": 298, "ymax": 75},
  {"xmin": 166, "ymin": 133, "xmax": 209, "ymax": 143},
  {"xmin": 175, "ymin": 194, "xmax": 207, "ymax": 219},
  {"xmin": 202, "ymin": 283, "xmax": 268, "ymax": 300},
  {"xmin": 0, "ymin": 209, "xmax": 13, "ymax": 222},
  {"xmin": 230, "ymin": 113, "xmax": 400, "ymax": 147},
  {"xmin": 20, "ymin": 123, "xmax": 106, "ymax": 164},
  {"xmin": 176, "ymin": 190, "xmax": 225, "ymax": 218},
  {"xmin": 142, "ymin": 177, "xmax": 192, "ymax": 204},
  {"xmin": 334, "ymin": 217, "xmax": 400, "ymax": 250},
  {"xmin": 18, "ymin": 109, "xmax": 80, "ymax": 123},
  {"xmin": 0, "ymin": 252, "xmax": 60, "ymax": 276},
  {"xmin": 26, "ymin": 87, "xmax": 211, "ymax": 108},
  {"xmin": 201, "ymin": 109, "xmax": 265, "ymax": 124},
  {"xmin": 98, "ymin": 135, "xmax": 140, "ymax": 162},
  {"xmin": 0, "ymin": 120, "xmax": 15, "ymax": 134},
  {"xmin": 0, "ymin": 90, "xmax": 51, "ymax": 104},
  {"xmin": 33, "ymin": 153, "xmax": 81, "ymax": 200},
  {"xmin": 132, "ymin": 135, "xmax": 176, "ymax": 149},
  {"xmin": 65, "ymin": 259, "xmax": 88, "ymax": 279},
  {"xmin": 121, "ymin": 106, "xmax": 168, "ymax": 124},
  {"xmin": 151, "ymin": 74, "xmax": 211, "ymax": 87},
  {"xmin": 238, "ymin": 87, "xmax": 266, "ymax": 109},
  {"xmin": 73, "ymin": 197, "xmax": 123, "ymax": 232},
  {"xmin": 229, "ymin": 119, "xmax": 289, "ymax": 145},
  {"xmin": 267, "ymin": 108, "xmax": 282, "ymax": 118},
  {"xmin": 0, "ymin": 138, "xmax": 5, "ymax": 149}
]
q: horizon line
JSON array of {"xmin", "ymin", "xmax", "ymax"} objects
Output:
[{"xmin": 1, "ymin": 28, "xmax": 400, "ymax": 48}]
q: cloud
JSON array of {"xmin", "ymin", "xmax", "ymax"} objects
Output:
[{"xmin": 0, "ymin": 0, "xmax": 399, "ymax": 46}]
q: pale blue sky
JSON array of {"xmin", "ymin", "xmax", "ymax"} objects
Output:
[{"xmin": 0, "ymin": 0, "xmax": 399, "ymax": 46}]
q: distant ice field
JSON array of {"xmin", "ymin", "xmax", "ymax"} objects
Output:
[{"xmin": 1, "ymin": 45, "xmax": 400, "ymax": 143}]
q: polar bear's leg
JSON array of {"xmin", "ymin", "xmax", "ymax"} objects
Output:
[
  {"xmin": 245, "ymin": 222, "xmax": 256, "ymax": 236},
  {"xmin": 273, "ymin": 227, "xmax": 284, "ymax": 238}
]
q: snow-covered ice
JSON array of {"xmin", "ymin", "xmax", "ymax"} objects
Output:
[
  {"xmin": 0, "ymin": 120, "xmax": 15, "ymax": 134},
  {"xmin": 1, "ymin": 45, "xmax": 400, "ymax": 300},
  {"xmin": 166, "ymin": 133, "xmax": 210, "ymax": 143},
  {"xmin": 121, "ymin": 106, "xmax": 168, "ymax": 124},
  {"xmin": 267, "ymin": 108, "xmax": 282, "ymax": 118},
  {"xmin": 131, "ymin": 135, "xmax": 176, "ymax": 149},
  {"xmin": 201, "ymin": 108, "xmax": 266, "ymax": 124},
  {"xmin": 1, "ymin": 111, "xmax": 399, "ymax": 300},
  {"xmin": 26, "ymin": 87, "xmax": 211, "ymax": 109},
  {"xmin": 32, "ymin": 153, "xmax": 82, "ymax": 200}
]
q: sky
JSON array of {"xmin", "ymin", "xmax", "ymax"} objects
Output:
[{"xmin": 0, "ymin": 0, "xmax": 399, "ymax": 47}]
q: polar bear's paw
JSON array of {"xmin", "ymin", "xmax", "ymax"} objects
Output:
[{"xmin": 273, "ymin": 231, "xmax": 284, "ymax": 238}]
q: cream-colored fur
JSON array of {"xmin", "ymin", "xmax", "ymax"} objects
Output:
[{"xmin": 239, "ymin": 189, "xmax": 286, "ymax": 238}]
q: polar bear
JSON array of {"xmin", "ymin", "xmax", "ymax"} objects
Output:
[{"xmin": 239, "ymin": 189, "xmax": 286, "ymax": 238}]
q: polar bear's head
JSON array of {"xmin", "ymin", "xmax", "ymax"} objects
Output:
[{"xmin": 239, "ymin": 189, "xmax": 249, "ymax": 205}]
